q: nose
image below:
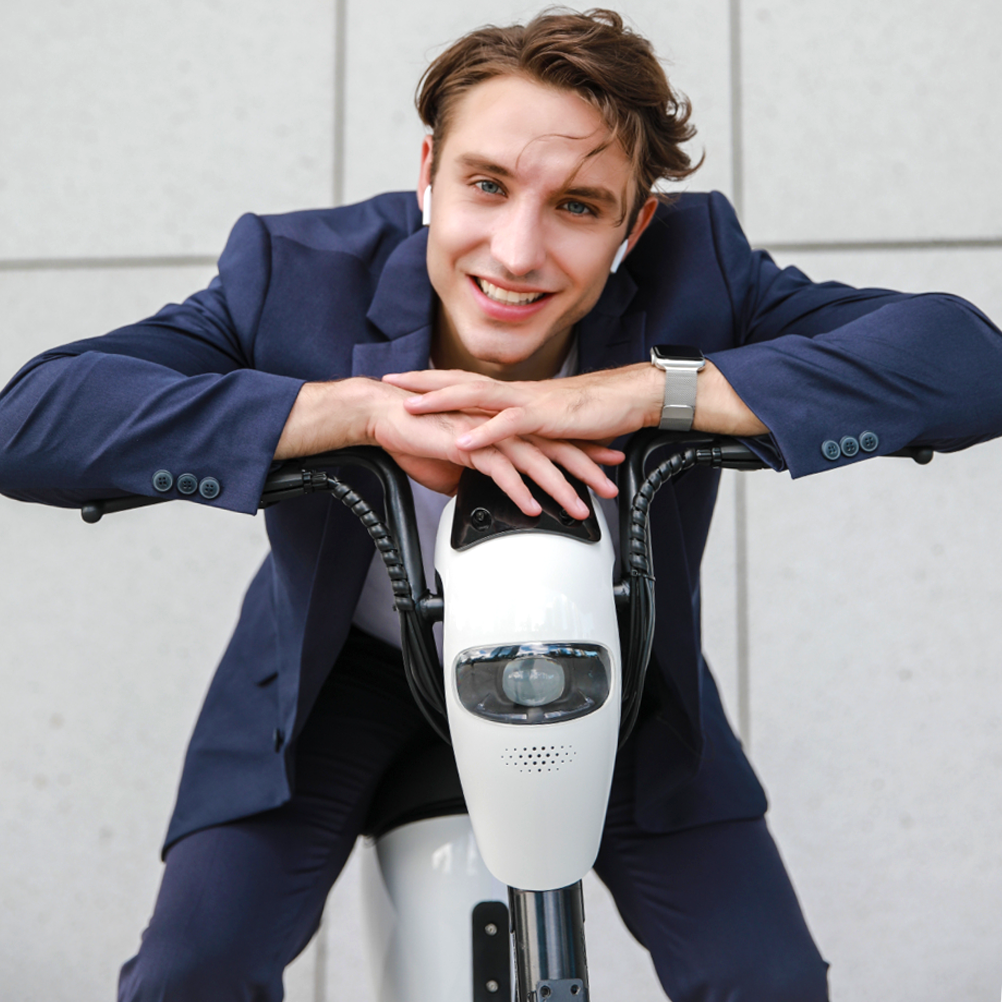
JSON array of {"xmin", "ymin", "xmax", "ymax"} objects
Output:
[{"xmin": 490, "ymin": 200, "xmax": 546, "ymax": 278}]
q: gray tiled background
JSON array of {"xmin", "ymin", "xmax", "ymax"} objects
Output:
[{"xmin": 1, "ymin": 2, "xmax": 1000, "ymax": 1000}]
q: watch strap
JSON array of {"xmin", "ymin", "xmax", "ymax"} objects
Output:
[{"xmin": 659, "ymin": 367, "xmax": 698, "ymax": 431}]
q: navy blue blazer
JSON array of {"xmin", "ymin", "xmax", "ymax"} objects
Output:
[{"xmin": 2, "ymin": 191, "xmax": 1001, "ymax": 852}]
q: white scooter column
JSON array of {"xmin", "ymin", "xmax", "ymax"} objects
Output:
[{"xmin": 361, "ymin": 815, "xmax": 511, "ymax": 1001}]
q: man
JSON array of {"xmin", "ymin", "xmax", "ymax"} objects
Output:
[{"xmin": 1, "ymin": 9, "xmax": 1000, "ymax": 1002}]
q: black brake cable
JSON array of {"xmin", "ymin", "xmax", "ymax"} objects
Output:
[
  {"xmin": 323, "ymin": 476, "xmax": 451, "ymax": 745},
  {"xmin": 618, "ymin": 446, "xmax": 701, "ymax": 745}
]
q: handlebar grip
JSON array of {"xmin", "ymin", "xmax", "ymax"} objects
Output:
[
  {"xmin": 81, "ymin": 494, "xmax": 170, "ymax": 523},
  {"xmin": 890, "ymin": 445, "xmax": 934, "ymax": 464}
]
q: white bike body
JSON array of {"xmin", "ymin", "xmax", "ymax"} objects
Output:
[
  {"xmin": 361, "ymin": 814, "xmax": 506, "ymax": 1000},
  {"xmin": 361, "ymin": 492, "xmax": 620, "ymax": 999},
  {"xmin": 436, "ymin": 496, "xmax": 620, "ymax": 891}
]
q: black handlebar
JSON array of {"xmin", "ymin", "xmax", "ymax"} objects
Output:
[{"xmin": 79, "ymin": 438, "xmax": 935, "ymax": 525}]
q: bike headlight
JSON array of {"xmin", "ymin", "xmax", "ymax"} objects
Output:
[
  {"xmin": 455, "ymin": 643, "xmax": 611, "ymax": 725},
  {"xmin": 501, "ymin": 656, "xmax": 566, "ymax": 706}
]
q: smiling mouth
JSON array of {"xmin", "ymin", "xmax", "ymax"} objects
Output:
[{"xmin": 475, "ymin": 277, "xmax": 548, "ymax": 306}]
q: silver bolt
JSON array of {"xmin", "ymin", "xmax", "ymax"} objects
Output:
[
  {"xmin": 486, "ymin": 980, "xmax": 499, "ymax": 993},
  {"xmin": 485, "ymin": 922, "xmax": 498, "ymax": 936}
]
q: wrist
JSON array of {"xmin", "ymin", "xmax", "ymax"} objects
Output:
[
  {"xmin": 637, "ymin": 362, "xmax": 668, "ymax": 428},
  {"xmin": 274, "ymin": 378, "xmax": 378, "ymax": 460},
  {"xmin": 692, "ymin": 362, "xmax": 768, "ymax": 436},
  {"xmin": 342, "ymin": 377, "xmax": 384, "ymax": 448}
]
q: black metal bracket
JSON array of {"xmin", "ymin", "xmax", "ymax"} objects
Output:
[{"xmin": 472, "ymin": 901, "xmax": 512, "ymax": 1002}]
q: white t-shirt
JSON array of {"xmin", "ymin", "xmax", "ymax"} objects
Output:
[{"xmin": 351, "ymin": 340, "xmax": 620, "ymax": 649}]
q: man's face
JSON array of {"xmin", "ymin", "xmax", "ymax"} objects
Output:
[{"xmin": 420, "ymin": 74, "xmax": 653, "ymax": 380}]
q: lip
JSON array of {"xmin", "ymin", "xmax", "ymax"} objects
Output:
[{"xmin": 468, "ymin": 275, "xmax": 553, "ymax": 321}]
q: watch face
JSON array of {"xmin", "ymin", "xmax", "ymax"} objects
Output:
[{"xmin": 651, "ymin": 344, "xmax": 705, "ymax": 363}]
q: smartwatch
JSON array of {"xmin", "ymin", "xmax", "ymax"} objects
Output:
[{"xmin": 650, "ymin": 344, "xmax": 706, "ymax": 431}]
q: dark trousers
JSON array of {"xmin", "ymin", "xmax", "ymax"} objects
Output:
[{"xmin": 119, "ymin": 629, "xmax": 829, "ymax": 1001}]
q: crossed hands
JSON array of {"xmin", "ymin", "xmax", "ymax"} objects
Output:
[
  {"xmin": 277, "ymin": 361, "xmax": 758, "ymax": 515},
  {"xmin": 378, "ymin": 364, "xmax": 663, "ymax": 517}
]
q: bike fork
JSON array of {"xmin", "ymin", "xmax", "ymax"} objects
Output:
[{"xmin": 509, "ymin": 883, "xmax": 589, "ymax": 1001}]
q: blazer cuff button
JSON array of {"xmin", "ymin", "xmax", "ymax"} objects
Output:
[
  {"xmin": 859, "ymin": 431, "xmax": 879, "ymax": 452},
  {"xmin": 822, "ymin": 440, "xmax": 841, "ymax": 461},
  {"xmin": 199, "ymin": 477, "xmax": 221, "ymax": 500},
  {"xmin": 177, "ymin": 473, "xmax": 198, "ymax": 495},
  {"xmin": 152, "ymin": 470, "xmax": 173, "ymax": 492},
  {"xmin": 839, "ymin": 436, "xmax": 860, "ymax": 458}
]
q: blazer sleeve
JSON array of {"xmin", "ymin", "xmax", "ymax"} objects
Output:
[
  {"xmin": 0, "ymin": 214, "xmax": 306, "ymax": 514},
  {"xmin": 702, "ymin": 191, "xmax": 1002, "ymax": 477}
]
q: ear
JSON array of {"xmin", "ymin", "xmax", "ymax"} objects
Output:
[
  {"xmin": 624, "ymin": 195, "xmax": 659, "ymax": 254},
  {"xmin": 417, "ymin": 135, "xmax": 434, "ymax": 210}
]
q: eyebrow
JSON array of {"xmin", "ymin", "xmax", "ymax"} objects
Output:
[
  {"xmin": 563, "ymin": 185, "xmax": 619, "ymax": 209},
  {"xmin": 457, "ymin": 154, "xmax": 515, "ymax": 178},
  {"xmin": 457, "ymin": 154, "xmax": 621, "ymax": 211}
]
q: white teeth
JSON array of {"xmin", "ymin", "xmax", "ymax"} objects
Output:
[{"xmin": 477, "ymin": 278, "xmax": 546, "ymax": 306}]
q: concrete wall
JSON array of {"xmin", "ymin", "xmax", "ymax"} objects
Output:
[{"xmin": 1, "ymin": 1, "xmax": 1000, "ymax": 999}]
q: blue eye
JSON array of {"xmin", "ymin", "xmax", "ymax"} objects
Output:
[
  {"xmin": 476, "ymin": 180, "xmax": 503, "ymax": 195},
  {"xmin": 563, "ymin": 200, "xmax": 592, "ymax": 216}
]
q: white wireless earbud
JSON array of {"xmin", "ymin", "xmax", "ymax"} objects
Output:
[
  {"xmin": 610, "ymin": 238, "xmax": 629, "ymax": 274},
  {"xmin": 422, "ymin": 185, "xmax": 432, "ymax": 226}
]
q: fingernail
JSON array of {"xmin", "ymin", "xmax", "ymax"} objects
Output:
[{"xmin": 456, "ymin": 434, "xmax": 474, "ymax": 449}]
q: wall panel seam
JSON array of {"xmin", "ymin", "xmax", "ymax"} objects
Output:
[
  {"xmin": 332, "ymin": 0, "xmax": 347, "ymax": 207},
  {"xmin": 762, "ymin": 238, "xmax": 1002, "ymax": 253},
  {"xmin": 0, "ymin": 256, "xmax": 217, "ymax": 272},
  {"xmin": 729, "ymin": 0, "xmax": 752, "ymax": 749}
]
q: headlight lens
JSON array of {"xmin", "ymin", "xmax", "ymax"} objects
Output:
[
  {"xmin": 455, "ymin": 643, "xmax": 612, "ymax": 725},
  {"xmin": 501, "ymin": 656, "xmax": 566, "ymax": 706}
]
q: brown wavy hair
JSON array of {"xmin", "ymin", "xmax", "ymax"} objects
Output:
[{"xmin": 416, "ymin": 7, "xmax": 701, "ymax": 225}]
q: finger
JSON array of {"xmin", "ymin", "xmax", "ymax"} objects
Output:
[
  {"xmin": 382, "ymin": 369, "xmax": 491, "ymax": 393},
  {"xmin": 528, "ymin": 438, "xmax": 619, "ymax": 500},
  {"xmin": 494, "ymin": 439, "xmax": 592, "ymax": 519},
  {"xmin": 574, "ymin": 441, "xmax": 625, "ymax": 466},
  {"xmin": 468, "ymin": 448, "xmax": 543, "ymax": 517},
  {"xmin": 455, "ymin": 407, "xmax": 538, "ymax": 450},
  {"xmin": 402, "ymin": 380, "xmax": 518, "ymax": 415},
  {"xmin": 386, "ymin": 453, "xmax": 463, "ymax": 496}
]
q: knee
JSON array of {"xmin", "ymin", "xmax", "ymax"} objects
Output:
[
  {"xmin": 739, "ymin": 955, "xmax": 829, "ymax": 1002},
  {"xmin": 119, "ymin": 929, "xmax": 281, "ymax": 1002},
  {"xmin": 669, "ymin": 953, "xmax": 830, "ymax": 1002}
]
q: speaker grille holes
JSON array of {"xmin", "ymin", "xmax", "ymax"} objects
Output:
[{"xmin": 501, "ymin": 744, "xmax": 577, "ymax": 773}]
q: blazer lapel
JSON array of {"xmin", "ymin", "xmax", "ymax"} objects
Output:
[
  {"xmin": 352, "ymin": 328, "xmax": 433, "ymax": 379},
  {"xmin": 354, "ymin": 225, "xmax": 435, "ymax": 378},
  {"xmin": 577, "ymin": 267, "xmax": 646, "ymax": 372}
]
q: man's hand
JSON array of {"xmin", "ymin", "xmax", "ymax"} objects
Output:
[
  {"xmin": 273, "ymin": 377, "xmax": 621, "ymax": 519},
  {"xmin": 383, "ymin": 363, "xmax": 664, "ymax": 449},
  {"xmin": 382, "ymin": 359, "xmax": 769, "ymax": 446}
]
